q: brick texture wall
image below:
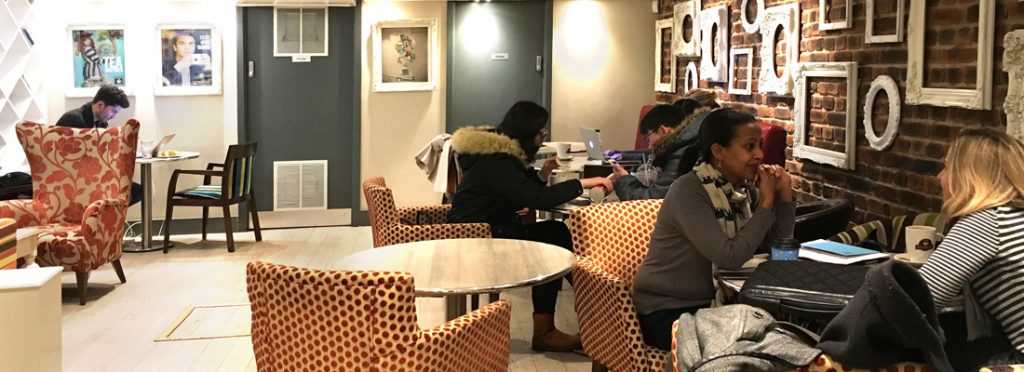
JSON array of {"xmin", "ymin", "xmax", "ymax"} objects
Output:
[{"xmin": 656, "ymin": 0, "xmax": 1024, "ymax": 223}]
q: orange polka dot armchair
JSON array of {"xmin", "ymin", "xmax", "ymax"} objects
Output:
[
  {"xmin": 568, "ymin": 199, "xmax": 669, "ymax": 372},
  {"xmin": 362, "ymin": 177, "xmax": 490, "ymax": 248},
  {"xmin": 0, "ymin": 121, "xmax": 138, "ymax": 305},
  {"xmin": 245, "ymin": 261, "xmax": 512, "ymax": 371}
]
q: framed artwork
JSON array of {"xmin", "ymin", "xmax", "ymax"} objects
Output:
[
  {"xmin": 372, "ymin": 19, "xmax": 437, "ymax": 92},
  {"xmin": 699, "ymin": 5, "xmax": 728, "ymax": 82},
  {"xmin": 758, "ymin": 3, "xmax": 799, "ymax": 96},
  {"xmin": 154, "ymin": 24, "xmax": 221, "ymax": 96},
  {"xmin": 906, "ymin": 0, "xmax": 994, "ymax": 109},
  {"xmin": 728, "ymin": 47, "xmax": 754, "ymax": 95},
  {"xmin": 655, "ymin": 18, "xmax": 676, "ymax": 93},
  {"xmin": 673, "ymin": 0, "xmax": 700, "ymax": 58},
  {"xmin": 67, "ymin": 25, "xmax": 128, "ymax": 97},
  {"xmin": 793, "ymin": 62, "xmax": 859, "ymax": 170},
  {"xmin": 865, "ymin": 0, "xmax": 904, "ymax": 43},
  {"xmin": 863, "ymin": 75, "xmax": 902, "ymax": 151}
]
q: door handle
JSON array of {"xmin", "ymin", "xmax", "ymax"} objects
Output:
[
  {"xmin": 536, "ymin": 56, "xmax": 543, "ymax": 72},
  {"xmin": 248, "ymin": 61, "xmax": 255, "ymax": 78}
]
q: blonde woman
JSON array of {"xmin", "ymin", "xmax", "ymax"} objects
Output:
[{"xmin": 920, "ymin": 129, "xmax": 1024, "ymax": 369}]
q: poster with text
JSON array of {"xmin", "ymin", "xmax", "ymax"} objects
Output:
[
  {"xmin": 159, "ymin": 27, "xmax": 215, "ymax": 88},
  {"xmin": 71, "ymin": 27, "xmax": 127, "ymax": 89}
]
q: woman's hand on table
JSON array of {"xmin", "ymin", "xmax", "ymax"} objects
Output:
[{"xmin": 580, "ymin": 177, "xmax": 613, "ymax": 192}]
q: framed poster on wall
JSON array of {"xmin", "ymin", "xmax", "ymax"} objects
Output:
[
  {"xmin": 372, "ymin": 18, "xmax": 437, "ymax": 92},
  {"xmin": 67, "ymin": 25, "xmax": 128, "ymax": 97},
  {"xmin": 154, "ymin": 24, "xmax": 221, "ymax": 96}
]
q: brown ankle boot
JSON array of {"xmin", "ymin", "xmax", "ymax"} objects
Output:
[{"xmin": 531, "ymin": 313, "xmax": 582, "ymax": 352}]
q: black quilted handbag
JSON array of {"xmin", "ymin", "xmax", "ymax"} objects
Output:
[{"xmin": 738, "ymin": 261, "xmax": 869, "ymax": 321}]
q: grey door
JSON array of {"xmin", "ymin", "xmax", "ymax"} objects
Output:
[
  {"xmin": 240, "ymin": 7, "xmax": 357, "ymax": 217},
  {"xmin": 447, "ymin": 1, "xmax": 551, "ymax": 132}
]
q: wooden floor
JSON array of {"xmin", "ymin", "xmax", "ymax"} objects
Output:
[{"xmin": 61, "ymin": 226, "xmax": 592, "ymax": 371}]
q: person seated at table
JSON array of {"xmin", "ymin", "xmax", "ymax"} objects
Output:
[
  {"xmin": 447, "ymin": 101, "xmax": 613, "ymax": 352},
  {"xmin": 632, "ymin": 108, "xmax": 795, "ymax": 351},
  {"xmin": 609, "ymin": 99, "xmax": 717, "ymax": 200},
  {"xmin": 919, "ymin": 129, "xmax": 1024, "ymax": 370},
  {"xmin": 56, "ymin": 85, "xmax": 142, "ymax": 207}
]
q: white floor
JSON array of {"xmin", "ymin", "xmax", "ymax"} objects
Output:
[{"xmin": 60, "ymin": 226, "xmax": 592, "ymax": 371}]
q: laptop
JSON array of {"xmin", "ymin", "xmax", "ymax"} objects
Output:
[
  {"xmin": 579, "ymin": 128, "xmax": 649, "ymax": 164},
  {"xmin": 150, "ymin": 134, "xmax": 176, "ymax": 157}
]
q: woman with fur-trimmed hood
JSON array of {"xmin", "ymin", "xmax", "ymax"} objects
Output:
[
  {"xmin": 448, "ymin": 101, "xmax": 613, "ymax": 352},
  {"xmin": 611, "ymin": 99, "xmax": 716, "ymax": 200}
]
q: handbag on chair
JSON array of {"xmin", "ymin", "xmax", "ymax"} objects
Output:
[{"xmin": 738, "ymin": 261, "xmax": 869, "ymax": 321}]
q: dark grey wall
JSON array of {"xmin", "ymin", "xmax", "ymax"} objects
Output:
[
  {"xmin": 240, "ymin": 7, "xmax": 357, "ymax": 215},
  {"xmin": 446, "ymin": 1, "xmax": 552, "ymax": 132}
]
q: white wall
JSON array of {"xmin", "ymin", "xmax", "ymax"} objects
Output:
[
  {"xmin": 551, "ymin": 0, "xmax": 655, "ymax": 151},
  {"xmin": 35, "ymin": 0, "xmax": 238, "ymax": 220},
  {"xmin": 360, "ymin": 1, "xmax": 447, "ymax": 209}
]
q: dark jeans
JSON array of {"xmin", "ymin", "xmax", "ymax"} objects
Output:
[
  {"xmin": 129, "ymin": 182, "xmax": 142, "ymax": 206},
  {"xmin": 941, "ymin": 313, "xmax": 1024, "ymax": 370},
  {"xmin": 639, "ymin": 305, "xmax": 707, "ymax": 351},
  {"xmin": 492, "ymin": 220, "xmax": 573, "ymax": 315}
]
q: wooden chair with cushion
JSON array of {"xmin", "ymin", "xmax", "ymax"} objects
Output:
[
  {"xmin": 246, "ymin": 261, "xmax": 512, "ymax": 371},
  {"xmin": 163, "ymin": 143, "xmax": 261, "ymax": 253},
  {"xmin": 567, "ymin": 199, "xmax": 669, "ymax": 372},
  {"xmin": 0, "ymin": 121, "xmax": 139, "ymax": 305},
  {"xmin": 361, "ymin": 177, "xmax": 490, "ymax": 248},
  {"xmin": 830, "ymin": 213, "xmax": 948, "ymax": 253}
]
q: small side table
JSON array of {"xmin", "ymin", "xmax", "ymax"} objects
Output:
[{"xmin": 123, "ymin": 151, "xmax": 200, "ymax": 253}]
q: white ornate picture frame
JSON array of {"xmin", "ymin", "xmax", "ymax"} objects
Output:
[
  {"xmin": 673, "ymin": 0, "xmax": 700, "ymax": 58},
  {"xmin": 683, "ymin": 61, "xmax": 700, "ymax": 93},
  {"xmin": 863, "ymin": 75, "xmax": 902, "ymax": 151},
  {"xmin": 793, "ymin": 62, "xmax": 859, "ymax": 170},
  {"xmin": 372, "ymin": 18, "xmax": 438, "ymax": 92},
  {"xmin": 758, "ymin": 3, "xmax": 799, "ymax": 96},
  {"xmin": 728, "ymin": 48, "xmax": 753, "ymax": 95},
  {"xmin": 699, "ymin": 5, "xmax": 728, "ymax": 82},
  {"xmin": 1005, "ymin": 30, "xmax": 1024, "ymax": 142},
  {"xmin": 906, "ymin": 0, "xmax": 994, "ymax": 109},
  {"xmin": 819, "ymin": 0, "xmax": 852, "ymax": 31},
  {"xmin": 865, "ymin": 0, "xmax": 904, "ymax": 43},
  {"xmin": 741, "ymin": 0, "xmax": 764, "ymax": 34},
  {"xmin": 655, "ymin": 19, "xmax": 676, "ymax": 93}
]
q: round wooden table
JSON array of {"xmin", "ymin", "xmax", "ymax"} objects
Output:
[{"xmin": 337, "ymin": 238, "xmax": 576, "ymax": 320}]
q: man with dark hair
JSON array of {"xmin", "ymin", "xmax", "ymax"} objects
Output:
[
  {"xmin": 56, "ymin": 85, "xmax": 141, "ymax": 206},
  {"xmin": 610, "ymin": 102, "xmax": 714, "ymax": 200},
  {"xmin": 56, "ymin": 85, "xmax": 130, "ymax": 129}
]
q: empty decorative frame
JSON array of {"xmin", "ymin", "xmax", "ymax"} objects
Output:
[
  {"xmin": 373, "ymin": 18, "xmax": 438, "ymax": 92},
  {"xmin": 865, "ymin": 0, "xmax": 905, "ymax": 43},
  {"xmin": 699, "ymin": 5, "xmax": 728, "ymax": 82},
  {"xmin": 906, "ymin": 0, "xmax": 994, "ymax": 109},
  {"xmin": 819, "ymin": 0, "xmax": 852, "ymax": 31},
  {"xmin": 1005, "ymin": 30, "xmax": 1024, "ymax": 142},
  {"xmin": 728, "ymin": 48, "xmax": 753, "ymax": 95},
  {"xmin": 863, "ymin": 75, "xmax": 902, "ymax": 151},
  {"xmin": 683, "ymin": 61, "xmax": 700, "ymax": 93},
  {"xmin": 740, "ymin": 0, "xmax": 764, "ymax": 34},
  {"xmin": 655, "ymin": 19, "xmax": 676, "ymax": 93},
  {"xmin": 673, "ymin": 0, "xmax": 700, "ymax": 58},
  {"xmin": 793, "ymin": 62, "xmax": 859, "ymax": 170},
  {"xmin": 758, "ymin": 3, "xmax": 799, "ymax": 96}
]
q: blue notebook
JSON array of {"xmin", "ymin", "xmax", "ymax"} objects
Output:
[{"xmin": 801, "ymin": 240, "xmax": 879, "ymax": 257}]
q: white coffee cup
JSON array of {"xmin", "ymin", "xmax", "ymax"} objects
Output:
[
  {"xmin": 555, "ymin": 143, "xmax": 571, "ymax": 159},
  {"xmin": 589, "ymin": 187, "xmax": 606, "ymax": 204},
  {"xmin": 905, "ymin": 225, "xmax": 942, "ymax": 263}
]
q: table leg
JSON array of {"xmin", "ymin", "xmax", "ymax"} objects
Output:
[
  {"xmin": 123, "ymin": 164, "xmax": 169, "ymax": 253},
  {"xmin": 444, "ymin": 295, "xmax": 467, "ymax": 321}
]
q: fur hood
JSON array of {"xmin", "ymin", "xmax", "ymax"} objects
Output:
[
  {"xmin": 651, "ymin": 107, "xmax": 715, "ymax": 156},
  {"xmin": 450, "ymin": 126, "xmax": 528, "ymax": 164}
]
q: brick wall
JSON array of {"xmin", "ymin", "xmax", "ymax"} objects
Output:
[{"xmin": 656, "ymin": 0, "xmax": 1024, "ymax": 223}]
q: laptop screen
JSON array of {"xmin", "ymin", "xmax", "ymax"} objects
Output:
[{"xmin": 579, "ymin": 128, "xmax": 603, "ymax": 160}]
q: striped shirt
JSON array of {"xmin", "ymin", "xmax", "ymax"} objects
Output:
[{"xmin": 920, "ymin": 206, "xmax": 1024, "ymax": 353}]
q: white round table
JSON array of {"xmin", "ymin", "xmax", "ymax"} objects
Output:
[
  {"xmin": 337, "ymin": 238, "xmax": 576, "ymax": 320},
  {"xmin": 124, "ymin": 151, "xmax": 200, "ymax": 252}
]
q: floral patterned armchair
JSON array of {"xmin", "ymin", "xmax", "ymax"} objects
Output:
[
  {"xmin": 361, "ymin": 177, "xmax": 490, "ymax": 248},
  {"xmin": 246, "ymin": 261, "xmax": 512, "ymax": 371},
  {"xmin": 0, "ymin": 121, "xmax": 138, "ymax": 305}
]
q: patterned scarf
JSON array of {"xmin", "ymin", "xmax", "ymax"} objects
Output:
[{"xmin": 693, "ymin": 162, "xmax": 753, "ymax": 237}]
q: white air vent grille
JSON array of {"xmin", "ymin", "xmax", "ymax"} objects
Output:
[{"xmin": 274, "ymin": 160, "xmax": 327, "ymax": 211}]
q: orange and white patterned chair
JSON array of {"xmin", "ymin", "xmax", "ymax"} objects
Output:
[
  {"xmin": 0, "ymin": 121, "xmax": 138, "ymax": 305},
  {"xmin": 568, "ymin": 199, "xmax": 668, "ymax": 372},
  {"xmin": 669, "ymin": 319, "xmax": 931, "ymax": 372},
  {"xmin": 246, "ymin": 261, "xmax": 512, "ymax": 371},
  {"xmin": 362, "ymin": 177, "xmax": 490, "ymax": 248}
]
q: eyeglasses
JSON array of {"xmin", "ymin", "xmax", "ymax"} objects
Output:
[
  {"xmin": 642, "ymin": 131, "xmax": 654, "ymax": 144},
  {"xmin": 537, "ymin": 129, "xmax": 549, "ymax": 138}
]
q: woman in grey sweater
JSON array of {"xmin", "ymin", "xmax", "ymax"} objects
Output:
[{"xmin": 632, "ymin": 108, "xmax": 796, "ymax": 350}]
